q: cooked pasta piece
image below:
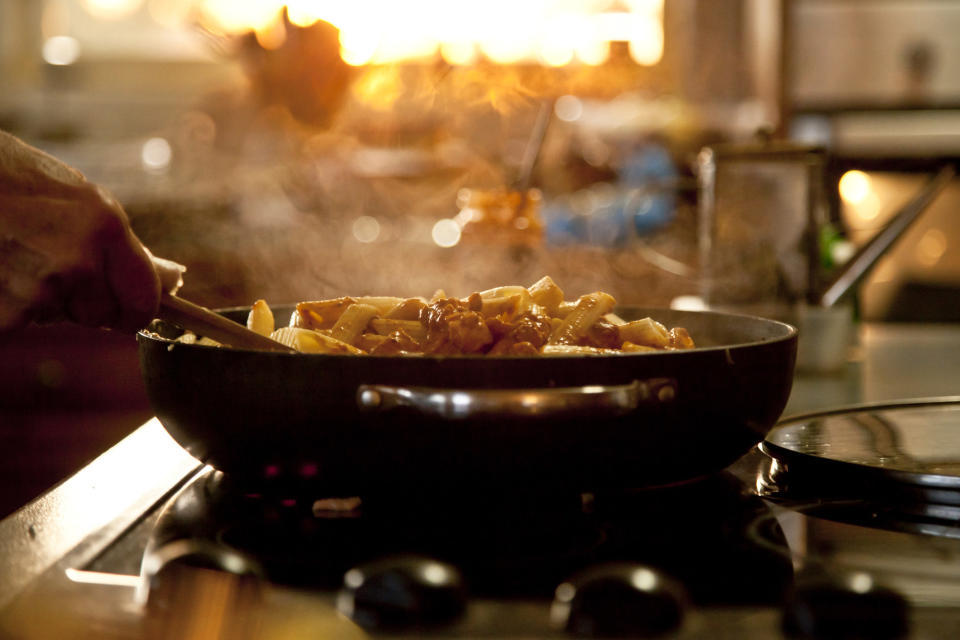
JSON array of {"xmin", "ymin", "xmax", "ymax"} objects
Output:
[
  {"xmin": 618, "ymin": 317, "xmax": 671, "ymax": 350},
  {"xmin": 541, "ymin": 344, "xmax": 624, "ymax": 356},
  {"xmin": 247, "ymin": 299, "xmax": 275, "ymax": 337},
  {"xmin": 294, "ymin": 297, "xmax": 356, "ymax": 330},
  {"xmin": 548, "ymin": 292, "xmax": 617, "ymax": 345},
  {"xmin": 231, "ymin": 277, "xmax": 694, "ymax": 356},
  {"xmin": 528, "ymin": 275, "xmax": 564, "ymax": 316},
  {"xmin": 329, "ymin": 303, "xmax": 380, "ymax": 346},
  {"xmin": 270, "ymin": 327, "xmax": 364, "ymax": 354},
  {"xmin": 369, "ymin": 318, "xmax": 428, "ymax": 340},
  {"xmin": 355, "ymin": 296, "xmax": 406, "ymax": 315}
]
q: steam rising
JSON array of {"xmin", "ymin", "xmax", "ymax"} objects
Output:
[{"xmin": 126, "ymin": 52, "xmax": 698, "ymax": 309}]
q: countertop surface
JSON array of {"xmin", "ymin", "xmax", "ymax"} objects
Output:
[{"xmin": 785, "ymin": 322, "xmax": 960, "ymax": 416}]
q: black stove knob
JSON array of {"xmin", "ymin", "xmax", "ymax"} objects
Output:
[
  {"xmin": 551, "ymin": 563, "xmax": 689, "ymax": 637},
  {"xmin": 336, "ymin": 554, "xmax": 467, "ymax": 630},
  {"xmin": 782, "ymin": 571, "xmax": 910, "ymax": 639}
]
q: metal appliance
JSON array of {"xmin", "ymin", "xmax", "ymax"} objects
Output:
[{"xmin": 5, "ymin": 394, "xmax": 960, "ymax": 638}]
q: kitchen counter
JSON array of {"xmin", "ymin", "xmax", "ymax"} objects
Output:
[{"xmin": 785, "ymin": 322, "xmax": 960, "ymax": 415}]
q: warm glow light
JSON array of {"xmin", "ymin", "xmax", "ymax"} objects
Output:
[
  {"xmin": 454, "ymin": 207, "xmax": 479, "ymax": 227},
  {"xmin": 255, "ymin": 17, "xmax": 287, "ymax": 50},
  {"xmin": 285, "ymin": 0, "xmax": 319, "ymax": 27},
  {"xmin": 199, "ymin": 0, "xmax": 284, "ymax": 34},
  {"xmin": 147, "ymin": 0, "xmax": 193, "ymax": 27},
  {"xmin": 848, "ymin": 572, "xmax": 874, "ymax": 594},
  {"xmin": 440, "ymin": 41, "xmax": 477, "ymax": 66},
  {"xmin": 539, "ymin": 14, "xmax": 578, "ymax": 67},
  {"xmin": 197, "ymin": 1, "xmax": 664, "ymax": 66},
  {"xmin": 352, "ymin": 216, "xmax": 381, "ymax": 243},
  {"xmin": 481, "ymin": 29, "xmax": 535, "ymax": 65},
  {"xmin": 916, "ymin": 228, "xmax": 948, "ymax": 267},
  {"xmin": 540, "ymin": 42, "xmax": 574, "ymax": 67},
  {"xmin": 624, "ymin": 0, "xmax": 664, "ymax": 13},
  {"xmin": 340, "ymin": 27, "xmax": 380, "ymax": 66},
  {"xmin": 554, "ymin": 95, "xmax": 584, "ymax": 122},
  {"xmin": 851, "ymin": 192, "xmax": 882, "ymax": 223},
  {"xmin": 421, "ymin": 563, "xmax": 450, "ymax": 586},
  {"xmin": 576, "ymin": 38, "xmax": 609, "ymax": 65},
  {"xmin": 65, "ymin": 569, "xmax": 142, "ymax": 588},
  {"xmin": 630, "ymin": 568, "xmax": 657, "ymax": 591},
  {"xmin": 351, "ymin": 67, "xmax": 405, "ymax": 109},
  {"xmin": 628, "ymin": 17, "xmax": 663, "ymax": 65},
  {"xmin": 42, "ymin": 36, "xmax": 80, "ymax": 65},
  {"xmin": 839, "ymin": 170, "xmax": 872, "ymax": 205},
  {"xmin": 82, "ymin": 0, "xmax": 144, "ymax": 20},
  {"xmin": 596, "ymin": 12, "xmax": 639, "ymax": 42},
  {"xmin": 141, "ymin": 137, "xmax": 172, "ymax": 172},
  {"xmin": 432, "ymin": 219, "xmax": 462, "ymax": 248}
]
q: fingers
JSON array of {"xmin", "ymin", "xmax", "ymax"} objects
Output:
[
  {"xmin": 66, "ymin": 273, "xmax": 119, "ymax": 328},
  {"xmin": 0, "ymin": 235, "xmax": 61, "ymax": 331},
  {"xmin": 95, "ymin": 188, "xmax": 187, "ymax": 332},
  {"xmin": 103, "ymin": 229, "xmax": 163, "ymax": 333},
  {"xmin": 0, "ymin": 130, "xmax": 87, "ymax": 194},
  {"xmin": 0, "ymin": 184, "xmax": 182, "ymax": 333},
  {"xmin": 0, "ymin": 130, "xmax": 189, "ymax": 334},
  {"xmin": 147, "ymin": 251, "xmax": 186, "ymax": 296}
]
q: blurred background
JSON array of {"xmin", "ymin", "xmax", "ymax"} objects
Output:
[{"xmin": 1, "ymin": 0, "xmax": 959, "ymax": 513}]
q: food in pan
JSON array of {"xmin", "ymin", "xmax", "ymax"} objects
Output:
[{"xmin": 177, "ymin": 276, "xmax": 694, "ymax": 355}]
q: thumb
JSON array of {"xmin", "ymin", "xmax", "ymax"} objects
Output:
[{"xmin": 148, "ymin": 251, "xmax": 186, "ymax": 295}]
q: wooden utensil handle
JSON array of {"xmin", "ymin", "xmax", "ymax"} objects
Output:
[{"xmin": 159, "ymin": 293, "xmax": 296, "ymax": 353}]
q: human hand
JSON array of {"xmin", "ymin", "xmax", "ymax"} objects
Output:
[{"xmin": 0, "ymin": 131, "xmax": 185, "ymax": 333}]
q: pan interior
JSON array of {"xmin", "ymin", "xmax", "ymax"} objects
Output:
[{"xmin": 142, "ymin": 305, "xmax": 796, "ymax": 355}]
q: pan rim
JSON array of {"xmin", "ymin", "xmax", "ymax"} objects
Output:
[{"xmin": 139, "ymin": 305, "xmax": 797, "ymax": 360}]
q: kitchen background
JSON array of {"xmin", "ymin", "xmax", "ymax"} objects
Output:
[{"xmin": 1, "ymin": 0, "xmax": 959, "ymax": 516}]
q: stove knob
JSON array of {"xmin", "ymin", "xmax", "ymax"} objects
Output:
[
  {"xmin": 551, "ymin": 563, "xmax": 688, "ymax": 637},
  {"xmin": 336, "ymin": 554, "xmax": 467, "ymax": 630},
  {"xmin": 142, "ymin": 540, "xmax": 265, "ymax": 637},
  {"xmin": 782, "ymin": 571, "xmax": 909, "ymax": 639}
]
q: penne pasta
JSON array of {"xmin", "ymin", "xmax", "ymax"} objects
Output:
[
  {"xmin": 227, "ymin": 277, "xmax": 695, "ymax": 356},
  {"xmin": 548, "ymin": 292, "xmax": 617, "ymax": 345},
  {"xmin": 329, "ymin": 303, "xmax": 380, "ymax": 346},
  {"xmin": 247, "ymin": 299, "xmax": 275, "ymax": 336}
]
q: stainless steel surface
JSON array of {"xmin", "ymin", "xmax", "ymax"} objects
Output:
[
  {"xmin": 790, "ymin": 1, "xmax": 960, "ymax": 109},
  {"xmin": 514, "ymin": 99, "xmax": 552, "ymax": 192},
  {"xmin": 0, "ymin": 420, "xmax": 200, "ymax": 611},
  {"xmin": 817, "ymin": 165, "xmax": 955, "ymax": 308},
  {"xmin": 696, "ymin": 142, "xmax": 827, "ymax": 308},
  {"xmin": 793, "ymin": 302, "xmax": 856, "ymax": 374},
  {"xmin": 356, "ymin": 378, "xmax": 677, "ymax": 419},
  {"xmin": 785, "ymin": 322, "xmax": 960, "ymax": 416},
  {"xmin": 767, "ymin": 400, "xmax": 960, "ymax": 485}
]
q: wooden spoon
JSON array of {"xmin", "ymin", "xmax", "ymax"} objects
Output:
[{"xmin": 158, "ymin": 292, "xmax": 296, "ymax": 353}]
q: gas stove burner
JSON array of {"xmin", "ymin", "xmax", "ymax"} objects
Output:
[
  {"xmin": 139, "ymin": 465, "xmax": 794, "ymax": 620},
  {"xmin": 759, "ymin": 398, "xmax": 960, "ymax": 534}
]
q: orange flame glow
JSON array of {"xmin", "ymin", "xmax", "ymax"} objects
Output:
[{"xmin": 197, "ymin": 0, "xmax": 664, "ymax": 67}]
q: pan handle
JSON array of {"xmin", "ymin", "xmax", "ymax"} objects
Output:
[{"xmin": 356, "ymin": 379, "xmax": 677, "ymax": 420}]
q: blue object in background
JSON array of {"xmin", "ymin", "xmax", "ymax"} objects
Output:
[
  {"xmin": 620, "ymin": 141, "xmax": 677, "ymax": 236},
  {"xmin": 544, "ymin": 141, "xmax": 677, "ymax": 247}
]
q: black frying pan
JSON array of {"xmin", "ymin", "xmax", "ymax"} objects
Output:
[{"xmin": 137, "ymin": 307, "xmax": 797, "ymax": 493}]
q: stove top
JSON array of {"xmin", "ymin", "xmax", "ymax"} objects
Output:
[{"xmin": 5, "ymin": 402, "xmax": 960, "ymax": 638}]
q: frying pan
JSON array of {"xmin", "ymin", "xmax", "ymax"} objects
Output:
[{"xmin": 137, "ymin": 306, "xmax": 797, "ymax": 493}]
